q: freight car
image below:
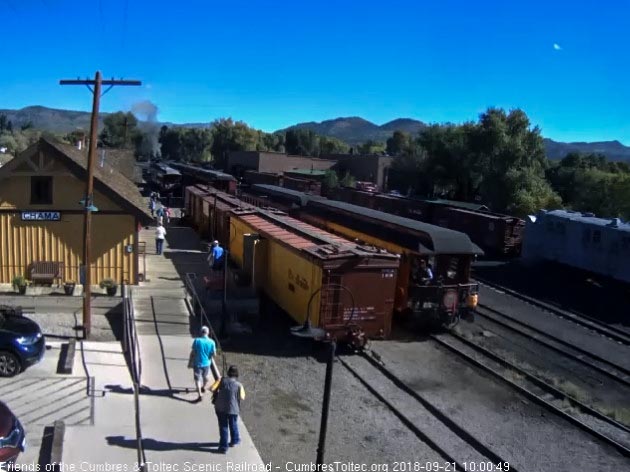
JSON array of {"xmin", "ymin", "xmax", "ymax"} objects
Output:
[
  {"xmin": 184, "ymin": 184, "xmax": 256, "ymax": 242},
  {"xmin": 216, "ymin": 206, "xmax": 400, "ymax": 346},
  {"xmin": 331, "ymin": 187, "xmax": 524, "ymax": 256},
  {"xmin": 247, "ymin": 184, "xmax": 482, "ymax": 327},
  {"xmin": 522, "ymin": 209, "xmax": 630, "ymax": 284},
  {"xmin": 243, "ymin": 170, "xmax": 283, "ymax": 187},
  {"xmin": 169, "ymin": 162, "xmax": 237, "ymax": 194},
  {"xmin": 148, "ymin": 162, "xmax": 182, "ymax": 193}
]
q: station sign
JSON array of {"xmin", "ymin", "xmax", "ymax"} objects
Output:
[{"xmin": 21, "ymin": 211, "xmax": 61, "ymax": 221}]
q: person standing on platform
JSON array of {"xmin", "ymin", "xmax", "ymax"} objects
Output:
[
  {"xmin": 189, "ymin": 326, "xmax": 216, "ymax": 402},
  {"xmin": 155, "ymin": 223, "xmax": 167, "ymax": 255},
  {"xmin": 149, "ymin": 198, "xmax": 155, "ymax": 218},
  {"xmin": 156, "ymin": 204, "xmax": 164, "ymax": 226},
  {"xmin": 165, "ymin": 207, "xmax": 171, "ymax": 224},
  {"xmin": 210, "ymin": 365, "xmax": 245, "ymax": 453},
  {"xmin": 207, "ymin": 241, "xmax": 225, "ymax": 271}
]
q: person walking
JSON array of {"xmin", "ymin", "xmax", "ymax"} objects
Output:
[
  {"xmin": 210, "ymin": 365, "xmax": 245, "ymax": 453},
  {"xmin": 155, "ymin": 223, "xmax": 167, "ymax": 255},
  {"xmin": 149, "ymin": 199, "xmax": 155, "ymax": 218},
  {"xmin": 156, "ymin": 205, "xmax": 164, "ymax": 226},
  {"xmin": 189, "ymin": 326, "xmax": 216, "ymax": 402},
  {"xmin": 207, "ymin": 241, "xmax": 225, "ymax": 271},
  {"xmin": 165, "ymin": 207, "xmax": 171, "ymax": 224}
]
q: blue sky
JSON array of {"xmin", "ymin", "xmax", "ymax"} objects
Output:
[{"xmin": 0, "ymin": 0, "xmax": 628, "ymax": 143}]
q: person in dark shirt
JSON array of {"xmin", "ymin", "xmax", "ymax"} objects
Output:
[{"xmin": 210, "ymin": 365, "xmax": 246, "ymax": 453}]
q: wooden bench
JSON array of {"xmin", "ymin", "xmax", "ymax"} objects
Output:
[{"xmin": 29, "ymin": 261, "xmax": 64, "ymax": 285}]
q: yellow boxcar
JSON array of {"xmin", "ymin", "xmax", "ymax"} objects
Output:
[{"xmin": 227, "ymin": 209, "xmax": 399, "ymax": 342}]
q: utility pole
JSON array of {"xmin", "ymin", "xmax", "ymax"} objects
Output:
[{"xmin": 60, "ymin": 72, "xmax": 141, "ymax": 338}]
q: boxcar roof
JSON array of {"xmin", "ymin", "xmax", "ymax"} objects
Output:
[
  {"xmin": 235, "ymin": 210, "xmax": 398, "ymax": 261},
  {"xmin": 251, "ymin": 185, "xmax": 481, "ymax": 255}
]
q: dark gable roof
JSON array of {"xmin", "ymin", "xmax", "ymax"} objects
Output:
[
  {"xmin": 41, "ymin": 138, "xmax": 152, "ymax": 224},
  {"xmin": 101, "ymin": 148, "xmax": 144, "ymax": 183},
  {"xmin": 251, "ymin": 184, "xmax": 483, "ymax": 255}
]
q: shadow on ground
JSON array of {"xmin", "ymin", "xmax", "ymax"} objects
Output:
[
  {"xmin": 474, "ymin": 260, "xmax": 630, "ymax": 328},
  {"xmin": 106, "ymin": 436, "xmax": 219, "ymax": 452}
]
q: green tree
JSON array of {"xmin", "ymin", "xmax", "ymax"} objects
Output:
[
  {"xmin": 386, "ymin": 131, "xmax": 411, "ymax": 156},
  {"xmin": 322, "ymin": 170, "xmax": 339, "ymax": 191},
  {"xmin": 210, "ymin": 118, "xmax": 261, "ymax": 168},
  {"xmin": 319, "ymin": 136, "xmax": 349, "ymax": 155},
  {"xmin": 357, "ymin": 140, "xmax": 386, "ymax": 155},
  {"xmin": 340, "ymin": 172, "xmax": 356, "ymax": 188},
  {"xmin": 100, "ymin": 112, "xmax": 140, "ymax": 148},
  {"xmin": 285, "ymin": 129, "xmax": 320, "ymax": 156}
]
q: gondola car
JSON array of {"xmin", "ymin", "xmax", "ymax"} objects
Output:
[{"xmin": 247, "ymin": 184, "xmax": 482, "ymax": 327}]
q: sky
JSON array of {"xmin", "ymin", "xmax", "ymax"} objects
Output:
[{"xmin": 0, "ymin": 0, "xmax": 629, "ymax": 144}]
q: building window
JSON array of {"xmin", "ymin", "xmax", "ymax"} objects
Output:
[
  {"xmin": 593, "ymin": 230, "xmax": 601, "ymax": 244},
  {"xmin": 30, "ymin": 176, "xmax": 53, "ymax": 204}
]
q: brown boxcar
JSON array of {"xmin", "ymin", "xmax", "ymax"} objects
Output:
[
  {"xmin": 282, "ymin": 175, "xmax": 322, "ymax": 195},
  {"xmin": 243, "ymin": 170, "xmax": 283, "ymax": 187},
  {"xmin": 227, "ymin": 208, "xmax": 400, "ymax": 345},
  {"xmin": 430, "ymin": 206, "xmax": 525, "ymax": 256}
]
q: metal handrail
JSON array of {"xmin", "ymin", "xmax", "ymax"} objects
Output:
[
  {"xmin": 183, "ymin": 272, "xmax": 227, "ymax": 379},
  {"xmin": 122, "ymin": 284, "xmax": 146, "ymax": 471}
]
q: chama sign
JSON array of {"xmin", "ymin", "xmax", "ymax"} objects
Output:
[{"xmin": 21, "ymin": 211, "xmax": 61, "ymax": 221}]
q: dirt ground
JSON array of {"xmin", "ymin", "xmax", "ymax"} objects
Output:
[{"xmin": 370, "ymin": 339, "xmax": 630, "ymax": 472}]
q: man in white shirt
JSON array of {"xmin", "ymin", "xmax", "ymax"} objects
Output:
[{"xmin": 155, "ymin": 223, "xmax": 167, "ymax": 255}]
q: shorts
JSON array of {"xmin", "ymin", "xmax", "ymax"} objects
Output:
[{"xmin": 193, "ymin": 365, "xmax": 210, "ymax": 383}]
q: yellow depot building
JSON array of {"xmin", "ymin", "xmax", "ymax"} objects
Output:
[{"xmin": 0, "ymin": 137, "xmax": 152, "ymax": 285}]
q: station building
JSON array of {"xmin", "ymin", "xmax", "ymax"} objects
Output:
[{"xmin": 0, "ymin": 137, "xmax": 152, "ymax": 285}]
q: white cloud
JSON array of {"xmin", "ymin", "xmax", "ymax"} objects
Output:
[{"xmin": 553, "ymin": 43, "xmax": 562, "ymax": 51}]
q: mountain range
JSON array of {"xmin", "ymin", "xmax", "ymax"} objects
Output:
[{"xmin": 2, "ymin": 106, "xmax": 630, "ymax": 161}]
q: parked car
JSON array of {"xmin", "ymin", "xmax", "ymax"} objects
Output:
[
  {"xmin": 0, "ymin": 306, "xmax": 45, "ymax": 377},
  {"xmin": 0, "ymin": 401, "xmax": 25, "ymax": 464}
]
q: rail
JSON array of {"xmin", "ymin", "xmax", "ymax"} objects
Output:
[
  {"xmin": 475, "ymin": 276, "xmax": 630, "ymax": 346},
  {"xmin": 122, "ymin": 284, "xmax": 146, "ymax": 471},
  {"xmin": 183, "ymin": 272, "xmax": 227, "ymax": 379}
]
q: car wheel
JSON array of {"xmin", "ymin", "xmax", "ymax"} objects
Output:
[{"xmin": 0, "ymin": 351, "xmax": 21, "ymax": 377}]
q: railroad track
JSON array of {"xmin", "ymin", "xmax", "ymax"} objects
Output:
[
  {"xmin": 431, "ymin": 332, "xmax": 630, "ymax": 458},
  {"xmin": 474, "ymin": 276, "xmax": 630, "ymax": 346},
  {"xmin": 474, "ymin": 304, "xmax": 630, "ymax": 387},
  {"xmin": 338, "ymin": 353, "xmax": 517, "ymax": 472}
]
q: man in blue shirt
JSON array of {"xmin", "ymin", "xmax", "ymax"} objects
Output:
[
  {"xmin": 208, "ymin": 240, "xmax": 225, "ymax": 271},
  {"xmin": 190, "ymin": 326, "xmax": 216, "ymax": 402}
]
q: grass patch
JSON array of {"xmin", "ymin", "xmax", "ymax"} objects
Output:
[{"xmin": 597, "ymin": 406, "xmax": 630, "ymax": 425}]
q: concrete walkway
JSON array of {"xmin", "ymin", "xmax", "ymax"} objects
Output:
[{"xmin": 64, "ymin": 224, "xmax": 265, "ymax": 468}]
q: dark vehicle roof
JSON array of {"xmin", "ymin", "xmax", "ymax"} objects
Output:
[
  {"xmin": 0, "ymin": 306, "xmax": 41, "ymax": 335},
  {"xmin": 251, "ymin": 185, "xmax": 482, "ymax": 255}
]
